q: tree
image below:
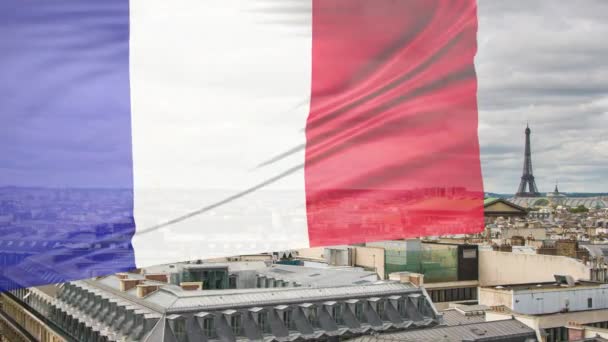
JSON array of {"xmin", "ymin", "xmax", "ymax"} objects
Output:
[{"xmin": 569, "ymin": 205, "xmax": 589, "ymax": 213}]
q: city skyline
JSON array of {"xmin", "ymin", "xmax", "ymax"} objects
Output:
[{"xmin": 477, "ymin": 0, "xmax": 608, "ymax": 193}]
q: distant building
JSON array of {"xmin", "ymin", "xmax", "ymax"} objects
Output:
[
  {"xmin": 484, "ymin": 198, "xmax": 528, "ymax": 219},
  {"xmin": 481, "ymin": 276, "xmax": 608, "ymax": 342},
  {"xmin": 510, "ymin": 196, "xmax": 607, "ymax": 209},
  {"xmin": 480, "ymin": 276, "xmax": 608, "ymax": 316},
  {"xmin": 547, "ymin": 184, "xmax": 567, "ymax": 206},
  {"xmin": 488, "ymin": 305, "xmax": 608, "ymax": 342}
]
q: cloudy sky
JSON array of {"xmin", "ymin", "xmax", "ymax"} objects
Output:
[
  {"xmin": 476, "ymin": 0, "xmax": 608, "ymax": 193},
  {"xmin": 1, "ymin": 1, "xmax": 606, "ymax": 195}
]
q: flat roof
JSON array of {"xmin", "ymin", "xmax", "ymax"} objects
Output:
[{"xmin": 484, "ymin": 281, "xmax": 606, "ymax": 291}]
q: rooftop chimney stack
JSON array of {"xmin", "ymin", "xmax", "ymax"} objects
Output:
[
  {"xmin": 136, "ymin": 284, "xmax": 161, "ymax": 298},
  {"xmin": 119, "ymin": 279, "xmax": 142, "ymax": 292},
  {"xmin": 180, "ymin": 282, "xmax": 203, "ymax": 291}
]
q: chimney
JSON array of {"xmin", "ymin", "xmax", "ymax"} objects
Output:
[
  {"xmin": 409, "ymin": 273, "xmax": 424, "ymax": 287},
  {"xmin": 119, "ymin": 279, "xmax": 142, "ymax": 292},
  {"xmin": 144, "ymin": 274, "xmax": 169, "ymax": 283},
  {"xmin": 180, "ymin": 282, "xmax": 203, "ymax": 291},
  {"xmin": 116, "ymin": 273, "xmax": 129, "ymax": 280},
  {"xmin": 136, "ymin": 284, "xmax": 161, "ymax": 298}
]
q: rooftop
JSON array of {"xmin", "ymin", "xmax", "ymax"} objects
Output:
[
  {"xmin": 346, "ymin": 319, "xmax": 536, "ymax": 342},
  {"xmin": 483, "ymin": 280, "xmax": 607, "ymax": 292},
  {"xmin": 256, "ymin": 263, "xmax": 379, "ymax": 287},
  {"xmin": 77, "ymin": 275, "xmax": 415, "ymax": 314},
  {"xmin": 441, "ymin": 309, "xmax": 486, "ymax": 326}
]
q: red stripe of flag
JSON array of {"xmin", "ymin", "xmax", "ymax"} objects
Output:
[{"xmin": 306, "ymin": 0, "xmax": 484, "ymax": 246}]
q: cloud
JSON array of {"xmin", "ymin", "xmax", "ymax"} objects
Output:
[{"xmin": 476, "ymin": 0, "xmax": 608, "ymax": 193}]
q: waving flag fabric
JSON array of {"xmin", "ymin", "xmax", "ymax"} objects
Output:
[{"xmin": 0, "ymin": 0, "xmax": 483, "ymax": 291}]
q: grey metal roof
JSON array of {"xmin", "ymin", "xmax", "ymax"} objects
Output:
[
  {"xmin": 144, "ymin": 261, "xmax": 269, "ymax": 274},
  {"xmin": 441, "ymin": 309, "xmax": 486, "ymax": 326},
  {"xmin": 256, "ymin": 264, "xmax": 378, "ymax": 287},
  {"xmin": 75, "ymin": 275, "xmax": 415, "ymax": 314},
  {"xmin": 509, "ymin": 196, "xmax": 607, "ymax": 209},
  {"xmin": 581, "ymin": 244, "xmax": 608, "ymax": 258},
  {"xmin": 347, "ymin": 319, "xmax": 536, "ymax": 342},
  {"xmin": 161, "ymin": 282, "xmax": 416, "ymax": 312}
]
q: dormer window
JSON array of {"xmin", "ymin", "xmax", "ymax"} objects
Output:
[
  {"xmin": 308, "ymin": 307, "xmax": 319, "ymax": 327},
  {"xmin": 203, "ymin": 317, "xmax": 215, "ymax": 338},
  {"xmin": 330, "ymin": 304, "xmax": 345, "ymax": 326},
  {"xmin": 377, "ymin": 300, "xmax": 386, "ymax": 319},
  {"xmin": 257, "ymin": 311, "xmax": 271, "ymax": 334},
  {"xmin": 196, "ymin": 312, "xmax": 216, "ymax": 339},
  {"xmin": 283, "ymin": 310, "xmax": 295, "ymax": 330},
  {"xmin": 355, "ymin": 302, "xmax": 366, "ymax": 323},
  {"xmin": 397, "ymin": 299, "xmax": 406, "ymax": 316},
  {"xmin": 230, "ymin": 314, "xmax": 242, "ymax": 336},
  {"xmin": 167, "ymin": 315, "xmax": 187, "ymax": 342},
  {"xmin": 300, "ymin": 304, "xmax": 319, "ymax": 328},
  {"xmin": 276, "ymin": 305, "xmax": 296, "ymax": 331}
]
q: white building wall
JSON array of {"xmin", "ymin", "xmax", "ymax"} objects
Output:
[
  {"xmin": 513, "ymin": 285, "xmax": 608, "ymax": 315},
  {"xmin": 479, "ymin": 251, "xmax": 591, "ymax": 286}
]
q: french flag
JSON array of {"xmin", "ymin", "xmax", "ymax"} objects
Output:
[{"xmin": 0, "ymin": 0, "xmax": 483, "ymax": 290}]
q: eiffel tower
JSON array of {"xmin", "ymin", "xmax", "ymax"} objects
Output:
[{"xmin": 516, "ymin": 124, "xmax": 541, "ymax": 197}]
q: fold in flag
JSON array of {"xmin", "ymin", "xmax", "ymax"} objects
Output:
[{"xmin": 0, "ymin": 0, "xmax": 484, "ymax": 291}]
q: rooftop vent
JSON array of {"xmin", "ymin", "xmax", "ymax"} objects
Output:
[
  {"xmin": 470, "ymin": 328, "xmax": 487, "ymax": 336},
  {"xmin": 353, "ymin": 280, "xmax": 370, "ymax": 285},
  {"xmin": 271, "ymin": 268, "xmax": 294, "ymax": 274},
  {"xmin": 554, "ymin": 275, "xmax": 575, "ymax": 287}
]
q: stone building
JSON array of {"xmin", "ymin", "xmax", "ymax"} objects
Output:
[{"xmin": 0, "ymin": 265, "xmax": 442, "ymax": 341}]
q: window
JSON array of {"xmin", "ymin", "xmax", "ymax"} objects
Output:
[
  {"xmin": 257, "ymin": 277, "xmax": 263, "ymax": 288},
  {"xmin": 258, "ymin": 311, "xmax": 271, "ymax": 334},
  {"xmin": 458, "ymin": 288, "xmax": 465, "ymax": 300},
  {"xmin": 377, "ymin": 301, "xmax": 386, "ymax": 319},
  {"xmin": 230, "ymin": 314, "xmax": 242, "ymax": 336},
  {"xmin": 397, "ymin": 300, "xmax": 406, "ymax": 316},
  {"xmin": 203, "ymin": 317, "xmax": 216, "ymax": 338},
  {"xmin": 355, "ymin": 303, "xmax": 365, "ymax": 322},
  {"xmin": 308, "ymin": 307, "xmax": 319, "ymax": 327},
  {"xmin": 282, "ymin": 310, "xmax": 295, "ymax": 330},
  {"xmin": 172, "ymin": 319, "xmax": 187, "ymax": 342},
  {"xmin": 331, "ymin": 304, "xmax": 344, "ymax": 325},
  {"xmin": 588, "ymin": 298, "xmax": 593, "ymax": 308},
  {"xmin": 229, "ymin": 275, "xmax": 237, "ymax": 289}
]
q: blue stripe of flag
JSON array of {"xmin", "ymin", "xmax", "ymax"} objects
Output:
[{"xmin": 0, "ymin": 0, "xmax": 136, "ymax": 291}]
